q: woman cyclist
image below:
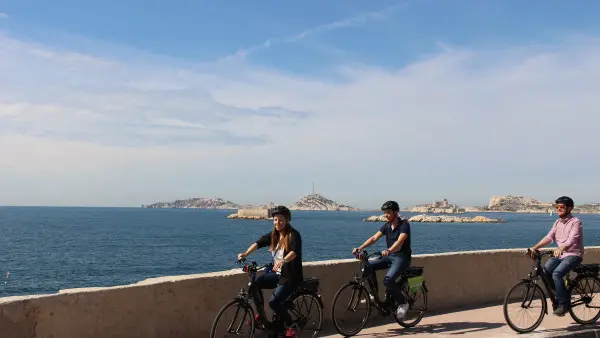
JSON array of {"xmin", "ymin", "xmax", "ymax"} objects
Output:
[{"xmin": 237, "ymin": 205, "xmax": 303, "ymax": 337}]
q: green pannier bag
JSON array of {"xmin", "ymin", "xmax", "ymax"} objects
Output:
[{"xmin": 407, "ymin": 275, "xmax": 424, "ymax": 293}]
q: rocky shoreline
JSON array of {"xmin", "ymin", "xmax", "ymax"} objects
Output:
[{"xmin": 362, "ymin": 214, "xmax": 506, "ymax": 223}]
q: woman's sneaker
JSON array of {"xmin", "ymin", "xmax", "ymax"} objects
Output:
[
  {"xmin": 285, "ymin": 327, "xmax": 297, "ymax": 337},
  {"xmin": 396, "ymin": 303, "xmax": 409, "ymax": 320},
  {"xmin": 248, "ymin": 314, "xmax": 265, "ymax": 330}
]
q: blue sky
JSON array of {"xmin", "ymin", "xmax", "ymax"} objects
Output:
[{"xmin": 1, "ymin": 1, "xmax": 600, "ymax": 208}]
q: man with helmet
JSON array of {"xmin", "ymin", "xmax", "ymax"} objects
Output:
[
  {"xmin": 352, "ymin": 200, "xmax": 412, "ymax": 320},
  {"xmin": 530, "ymin": 196, "xmax": 584, "ymax": 316},
  {"xmin": 237, "ymin": 205, "xmax": 303, "ymax": 337}
]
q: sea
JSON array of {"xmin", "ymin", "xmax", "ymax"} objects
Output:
[{"xmin": 1, "ymin": 206, "xmax": 599, "ymax": 298}]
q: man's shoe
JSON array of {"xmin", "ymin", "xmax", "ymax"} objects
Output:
[
  {"xmin": 396, "ymin": 303, "xmax": 409, "ymax": 320},
  {"xmin": 553, "ymin": 305, "xmax": 568, "ymax": 316}
]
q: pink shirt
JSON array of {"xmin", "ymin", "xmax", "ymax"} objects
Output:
[{"xmin": 545, "ymin": 215, "xmax": 584, "ymax": 258}]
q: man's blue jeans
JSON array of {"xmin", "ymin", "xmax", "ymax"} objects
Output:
[
  {"xmin": 365, "ymin": 252, "xmax": 411, "ymax": 304},
  {"xmin": 251, "ymin": 272, "xmax": 297, "ymax": 326},
  {"xmin": 544, "ymin": 255, "xmax": 582, "ymax": 307}
]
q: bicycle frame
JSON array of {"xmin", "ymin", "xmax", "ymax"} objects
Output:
[
  {"xmin": 520, "ymin": 250, "xmax": 554, "ymax": 312},
  {"xmin": 234, "ymin": 259, "xmax": 273, "ymax": 323},
  {"xmin": 353, "ymin": 250, "xmax": 416, "ymax": 313},
  {"xmin": 521, "ymin": 249, "xmax": 590, "ymax": 313}
]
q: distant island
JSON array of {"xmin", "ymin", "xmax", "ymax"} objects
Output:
[
  {"xmin": 288, "ymin": 194, "xmax": 359, "ymax": 211},
  {"xmin": 143, "ymin": 193, "xmax": 359, "ymax": 212},
  {"xmin": 143, "ymin": 197, "xmax": 242, "ymax": 209},
  {"xmin": 363, "ymin": 214, "xmax": 505, "ymax": 223},
  {"xmin": 403, "ymin": 196, "xmax": 600, "ymax": 215},
  {"xmin": 465, "ymin": 196, "xmax": 600, "ymax": 214},
  {"xmin": 404, "ymin": 199, "xmax": 465, "ymax": 214}
]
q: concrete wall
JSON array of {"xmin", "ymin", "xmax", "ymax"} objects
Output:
[{"xmin": 2, "ymin": 247, "xmax": 599, "ymax": 338}]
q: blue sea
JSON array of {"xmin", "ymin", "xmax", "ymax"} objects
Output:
[{"xmin": 1, "ymin": 207, "xmax": 599, "ymax": 298}]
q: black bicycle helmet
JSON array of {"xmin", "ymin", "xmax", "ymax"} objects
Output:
[
  {"xmin": 555, "ymin": 196, "xmax": 574, "ymax": 208},
  {"xmin": 270, "ymin": 205, "xmax": 292, "ymax": 221},
  {"xmin": 381, "ymin": 200, "xmax": 400, "ymax": 212}
]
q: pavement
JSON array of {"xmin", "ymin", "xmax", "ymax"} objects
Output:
[{"xmin": 321, "ymin": 304, "xmax": 600, "ymax": 338}]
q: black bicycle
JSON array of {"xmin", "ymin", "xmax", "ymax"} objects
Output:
[
  {"xmin": 503, "ymin": 248, "xmax": 600, "ymax": 333},
  {"xmin": 330, "ymin": 250, "xmax": 428, "ymax": 337},
  {"xmin": 210, "ymin": 258, "xmax": 324, "ymax": 337}
]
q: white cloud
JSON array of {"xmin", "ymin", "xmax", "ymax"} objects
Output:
[
  {"xmin": 0, "ymin": 12, "xmax": 8, "ymax": 19},
  {"xmin": 1, "ymin": 31, "xmax": 600, "ymax": 207}
]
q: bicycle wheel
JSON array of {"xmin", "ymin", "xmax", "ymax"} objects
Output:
[
  {"xmin": 569, "ymin": 276, "xmax": 600, "ymax": 324},
  {"xmin": 396, "ymin": 285, "xmax": 427, "ymax": 328},
  {"xmin": 503, "ymin": 280, "xmax": 547, "ymax": 333},
  {"xmin": 288, "ymin": 291, "xmax": 324, "ymax": 338},
  {"xmin": 331, "ymin": 282, "xmax": 372, "ymax": 337},
  {"xmin": 210, "ymin": 298, "xmax": 256, "ymax": 338}
]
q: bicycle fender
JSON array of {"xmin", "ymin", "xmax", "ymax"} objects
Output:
[
  {"xmin": 422, "ymin": 280, "xmax": 429, "ymax": 293},
  {"xmin": 292, "ymin": 289, "xmax": 325, "ymax": 309},
  {"xmin": 316, "ymin": 293, "xmax": 325, "ymax": 309}
]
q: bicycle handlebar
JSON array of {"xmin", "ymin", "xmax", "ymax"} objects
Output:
[
  {"xmin": 235, "ymin": 257, "xmax": 273, "ymax": 273},
  {"xmin": 354, "ymin": 249, "xmax": 383, "ymax": 261},
  {"xmin": 526, "ymin": 248, "xmax": 554, "ymax": 259}
]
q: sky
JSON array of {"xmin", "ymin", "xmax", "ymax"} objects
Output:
[{"xmin": 1, "ymin": 1, "xmax": 600, "ymax": 209}]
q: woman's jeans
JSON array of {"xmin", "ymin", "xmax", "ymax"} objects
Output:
[{"xmin": 250, "ymin": 272, "xmax": 297, "ymax": 326}]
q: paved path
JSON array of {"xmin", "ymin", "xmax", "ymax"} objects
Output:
[{"xmin": 322, "ymin": 304, "xmax": 599, "ymax": 337}]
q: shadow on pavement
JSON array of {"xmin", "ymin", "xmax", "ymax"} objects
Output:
[
  {"xmin": 525, "ymin": 322, "xmax": 600, "ymax": 337},
  {"xmin": 353, "ymin": 321, "xmax": 506, "ymax": 337}
]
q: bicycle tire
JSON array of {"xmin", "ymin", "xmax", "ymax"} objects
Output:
[
  {"xmin": 331, "ymin": 282, "xmax": 372, "ymax": 337},
  {"xmin": 568, "ymin": 275, "xmax": 600, "ymax": 324},
  {"xmin": 397, "ymin": 285, "xmax": 427, "ymax": 328},
  {"xmin": 288, "ymin": 290, "xmax": 324, "ymax": 338},
  {"xmin": 503, "ymin": 280, "xmax": 547, "ymax": 333},
  {"xmin": 210, "ymin": 298, "xmax": 256, "ymax": 338}
]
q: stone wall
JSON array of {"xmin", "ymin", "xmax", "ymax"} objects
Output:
[{"xmin": 1, "ymin": 247, "xmax": 599, "ymax": 338}]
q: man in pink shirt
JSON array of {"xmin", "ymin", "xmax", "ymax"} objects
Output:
[{"xmin": 530, "ymin": 196, "xmax": 584, "ymax": 316}]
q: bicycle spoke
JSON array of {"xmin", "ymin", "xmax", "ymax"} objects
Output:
[
  {"xmin": 332, "ymin": 283, "xmax": 371, "ymax": 336},
  {"xmin": 211, "ymin": 300, "xmax": 255, "ymax": 337},
  {"xmin": 503, "ymin": 281, "xmax": 545, "ymax": 333},
  {"xmin": 397, "ymin": 286, "xmax": 427, "ymax": 327},
  {"xmin": 569, "ymin": 276, "xmax": 600, "ymax": 324},
  {"xmin": 289, "ymin": 293, "xmax": 322, "ymax": 337}
]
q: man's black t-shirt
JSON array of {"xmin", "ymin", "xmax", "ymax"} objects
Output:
[{"xmin": 379, "ymin": 218, "xmax": 411, "ymax": 255}]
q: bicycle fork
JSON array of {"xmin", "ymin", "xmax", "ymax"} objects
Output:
[{"xmin": 521, "ymin": 281, "xmax": 537, "ymax": 308}]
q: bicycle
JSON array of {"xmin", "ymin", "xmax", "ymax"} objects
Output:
[
  {"xmin": 503, "ymin": 248, "xmax": 600, "ymax": 333},
  {"xmin": 330, "ymin": 250, "xmax": 428, "ymax": 337},
  {"xmin": 210, "ymin": 258, "xmax": 324, "ymax": 337}
]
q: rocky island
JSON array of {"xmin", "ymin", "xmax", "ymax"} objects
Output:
[
  {"xmin": 466, "ymin": 195, "xmax": 600, "ymax": 214},
  {"xmin": 227, "ymin": 193, "xmax": 359, "ymax": 220},
  {"xmin": 363, "ymin": 214, "xmax": 505, "ymax": 223},
  {"xmin": 405, "ymin": 199, "xmax": 465, "ymax": 214},
  {"xmin": 288, "ymin": 193, "xmax": 359, "ymax": 211},
  {"xmin": 143, "ymin": 197, "xmax": 241, "ymax": 209}
]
